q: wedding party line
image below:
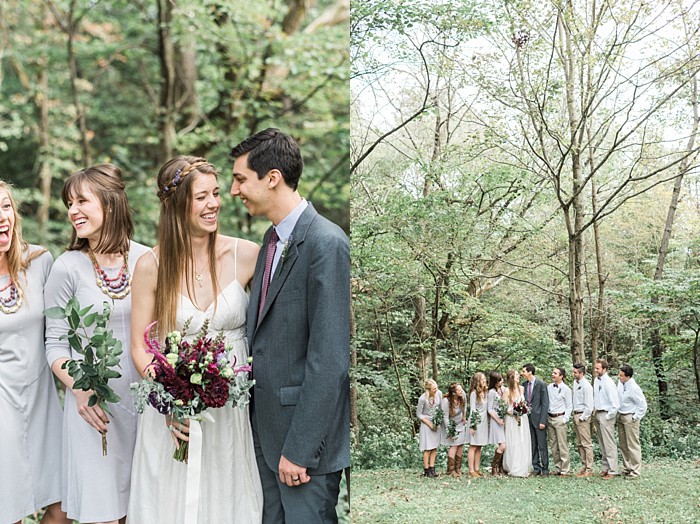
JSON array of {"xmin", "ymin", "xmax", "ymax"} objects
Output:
[
  {"xmin": 1, "ymin": 128, "xmax": 350, "ymax": 524},
  {"xmin": 417, "ymin": 362, "xmax": 648, "ymax": 480}
]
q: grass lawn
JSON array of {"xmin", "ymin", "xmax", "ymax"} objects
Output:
[{"xmin": 352, "ymin": 460, "xmax": 700, "ymax": 523}]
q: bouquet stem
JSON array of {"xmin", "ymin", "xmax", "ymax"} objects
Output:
[
  {"xmin": 102, "ymin": 433, "xmax": 108, "ymax": 456},
  {"xmin": 173, "ymin": 438, "xmax": 189, "ymax": 463}
]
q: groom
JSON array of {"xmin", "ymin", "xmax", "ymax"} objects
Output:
[
  {"xmin": 230, "ymin": 128, "xmax": 350, "ymax": 523},
  {"xmin": 522, "ymin": 364, "xmax": 549, "ymax": 476}
]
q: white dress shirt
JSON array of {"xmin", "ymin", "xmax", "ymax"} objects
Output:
[
  {"xmin": 594, "ymin": 373, "xmax": 619, "ymax": 420},
  {"xmin": 269, "ymin": 198, "xmax": 308, "ymax": 282},
  {"xmin": 573, "ymin": 377, "xmax": 594, "ymax": 421},
  {"xmin": 617, "ymin": 377, "xmax": 648, "ymax": 421},
  {"xmin": 547, "ymin": 382, "xmax": 572, "ymax": 422}
]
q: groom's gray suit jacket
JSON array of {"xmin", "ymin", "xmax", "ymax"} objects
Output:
[{"xmin": 247, "ymin": 203, "xmax": 351, "ymax": 475}]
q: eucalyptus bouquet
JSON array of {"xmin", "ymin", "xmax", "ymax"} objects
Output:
[
  {"xmin": 131, "ymin": 319, "xmax": 255, "ymax": 462},
  {"xmin": 431, "ymin": 407, "xmax": 444, "ymax": 432},
  {"xmin": 446, "ymin": 419, "xmax": 461, "ymax": 440},
  {"xmin": 495, "ymin": 395, "xmax": 508, "ymax": 420},
  {"xmin": 469, "ymin": 410, "xmax": 482, "ymax": 431},
  {"xmin": 45, "ymin": 297, "xmax": 122, "ymax": 456}
]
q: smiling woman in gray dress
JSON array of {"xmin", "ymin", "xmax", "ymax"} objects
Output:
[
  {"xmin": 487, "ymin": 371, "xmax": 507, "ymax": 476},
  {"xmin": 44, "ymin": 166, "xmax": 149, "ymax": 524},
  {"xmin": 416, "ymin": 379, "xmax": 442, "ymax": 478},
  {"xmin": 0, "ymin": 181, "xmax": 69, "ymax": 524},
  {"xmin": 467, "ymin": 372, "xmax": 489, "ymax": 478},
  {"xmin": 440, "ymin": 382, "xmax": 468, "ymax": 477}
]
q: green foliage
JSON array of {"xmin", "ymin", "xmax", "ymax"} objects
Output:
[{"xmin": 44, "ymin": 296, "xmax": 122, "ymax": 412}]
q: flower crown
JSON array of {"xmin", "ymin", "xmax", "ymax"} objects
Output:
[{"xmin": 157, "ymin": 161, "xmax": 208, "ymax": 201}]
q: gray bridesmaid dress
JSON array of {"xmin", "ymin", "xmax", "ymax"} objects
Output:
[
  {"xmin": 44, "ymin": 241, "xmax": 149, "ymax": 522},
  {"xmin": 0, "ymin": 247, "xmax": 63, "ymax": 523},
  {"xmin": 487, "ymin": 388, "xmax": 506, "ymax": 444},
  {"xmin": 469, "ymin": 390, "xmax": 489, "ymax": 446},
  {"xmin": 417, "ymin": 391, "xmax": 443, "ymax": 451}
]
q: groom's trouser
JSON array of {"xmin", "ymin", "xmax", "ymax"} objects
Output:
[
  {"xmin": 546, "ymin": 414, "xmax": 570, "ymax": 474},
  {"xmin": 252, "ymin": 409, "xmax": 342, "ymax": 524},
  {"xmin": 594, "ymin": 410, "xmax": 618, "ymax": 474},
  {"xmin": 617, "ymin": 413, "xmax": 642, "ymax": 477},
  {"xmin": 529, "ymin": 422, "xmax": 549, "ymax": 473}
]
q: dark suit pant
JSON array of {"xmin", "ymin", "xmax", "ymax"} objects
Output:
[
  {"xmin": 252, "ymin": 412, "xmax": 341, "ymax": 523},
  {"xmin": 530, "ymin": 424, "xmax": 549, "ymax": 473}
]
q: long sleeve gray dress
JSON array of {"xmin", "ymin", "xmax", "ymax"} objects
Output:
[
  {"xmin": 487, "ymin": 387, "xmax": 506, "ymax": 444},
  {"xmin": 44, "ymin": 242, "xmax": 149, "ymax": 522},
  {"xmin": 469, "ymin": 390, "xmax": 489, "ymax": 446},
  {"xmin": 416, "ymin": 391, "xmax": 443, "ymax": 451},
  {"xmin": 1, "ymin": 247, "xmax": 63, "ymax": 524}
]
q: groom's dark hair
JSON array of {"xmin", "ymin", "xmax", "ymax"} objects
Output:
[
  {"xmin": 523, "ymin": 363, "xmax": 535, "ymax": 375},
  {"xmin": 573, "ymin": 362, "xmax": 586, "ymax": 374},
  {"xmin": 229, "ymin": 128, "xmax": 303, "ymax": 190}
]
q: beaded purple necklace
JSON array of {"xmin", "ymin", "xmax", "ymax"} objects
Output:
[
  {"xmin": 88, "ymin": 249, "xmax": 131, "ymax": 299},
  {"xmin": 0, "ymin": 276, "xmax": 22, "ymax": 314}
]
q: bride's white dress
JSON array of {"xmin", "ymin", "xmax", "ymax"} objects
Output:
[
  {"xmin": 503, "ymin": 395, "xmax": 532, "ymax": 478},
  {"xmin": 128, "ymin": 276, "xmax": 263, "ymax": 523}
]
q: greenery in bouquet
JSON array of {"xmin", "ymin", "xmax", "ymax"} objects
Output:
[
  {"xmin": 495, "ymin": 395, "xmax": 508, "ymax": 420},
  {"xmin": 469, "ymin": 409, "xmax": 482, "ymax": 431},
  {"xmin": 431, "ymin": 407, "xmax": 444, "ymax": 431},
  {"xmin": 131, "ymin": 318, "xmax": 255, "ymax": 462},
  {"xmin": 446, "ymin": 419, "xmax": 461, "ymax": 439},
  {"xmin": 44, "ymin": 297, "xmax": 122, "ymax": 456}
]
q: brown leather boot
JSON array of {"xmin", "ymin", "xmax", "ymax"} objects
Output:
[
  {"xmin": 454, "ymin": 454, "xmax": 463, "ymax": 477},
  {"xmin": 446, "ymin": 456, "xmax": 456, "ymax": 477},
  {"xmin": 492, "ymin": 451, "xmax": 504, "ymax": 476}
]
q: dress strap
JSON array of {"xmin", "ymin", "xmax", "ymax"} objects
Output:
[
  {"xmin": 149, "ymin": 249, "xmax": 159, "ymax": 266},
  {"xmin": 234, "ymin": 238, "xmax": 238, "ymax": 281}
]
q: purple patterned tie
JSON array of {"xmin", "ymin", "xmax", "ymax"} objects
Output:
[{"xmin": 258, "ymin": 228, "xmax": 279, "ymax": 322}]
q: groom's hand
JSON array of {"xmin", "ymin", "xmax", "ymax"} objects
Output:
[
  {"xmin": 279, "ymin": 455, "xmax": 310, "ymax": 487},
  {"xmin": 539, "ymin": 423, "xmax": 545, "ymax": 430}
]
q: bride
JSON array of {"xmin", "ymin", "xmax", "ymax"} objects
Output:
[
  {"xmin": 128, "ymin": 156, "xmax": 263, "ymax": 523},
  {"xmin": 502, "ymin": 369, "xmax": 532, "ymax": 477}
]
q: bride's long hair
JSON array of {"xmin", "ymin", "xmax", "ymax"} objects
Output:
[
  {"xmin": 154, "ymin": 156, "xmax": 220, "ymax": 333},
  {"xmin": 505, "ymin": 369, "xmax": 520, "ymax": 404}
]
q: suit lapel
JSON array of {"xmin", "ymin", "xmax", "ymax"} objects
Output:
[
  {"xmin": 248, "ymin": 228, "xmax": 270, "ymax": 338},
  {"xmin": 254, "ymin": 203, "xmax": 318, "ymax": 333}
]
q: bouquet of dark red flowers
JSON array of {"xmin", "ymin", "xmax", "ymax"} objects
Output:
[
  {"xmin": 512, "ymin": 398, "xmax": 529, "ymax": 426},
  {"xmin": 131, "ymin": 319, "xmax": 254, "ymax": 462}
]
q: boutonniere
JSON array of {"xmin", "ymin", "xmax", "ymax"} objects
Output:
[{"xmin": 277, "ymin": 235, "xmax": 294, "ymax": 273}]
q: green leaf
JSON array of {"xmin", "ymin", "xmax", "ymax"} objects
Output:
[
  {"xmin": 88, "ymin": 395, "xmax": 98, "ymax": 407},
  {"xmin": 44, "ymin": 306, "xmax": 66, "ymax": 319},
  {"xmin": 84, "ymin": 312, "xmax": 98, "ymax": 327}
]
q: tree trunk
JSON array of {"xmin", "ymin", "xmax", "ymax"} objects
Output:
[
  {"xmin": 157, "ymin": 0, "xmax": 176, "ymax": 163},
  {"xmin": 650, "ymin": 73, "xmax": 698, "ymax": 417},
  {"xmin": 66, "ymin": 0, "xmax": 91, "ymax": 165},
  {"xmin": 36, "ymin": 54, "xmax": 51, "ymax": 240},
  {"xmin": 349, "ymin": 296, "xmax": 359, "ymax": 443}
]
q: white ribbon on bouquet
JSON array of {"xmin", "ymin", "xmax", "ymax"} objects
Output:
[{"xmin": 184, "ymin": 411, "xmax": 215, "ymax": 524}]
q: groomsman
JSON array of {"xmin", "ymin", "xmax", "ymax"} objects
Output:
[
  {"xmin": 546, "ymin": 367, "xmax": 572, "ymax": 475},
  {"xmin": 617, "ymin": 365, "xmax": 648, "ymax": 479},
  {"xmin": 593, "ymin": 358, "xmax": 619, "ymax": 479},
  {"xmin": 522, "ymin": 364, "xmax": 549, "ymax": 476},
  {"xmin": 571, "ymin": 363, "xmax": 594, "ymax": 477}
]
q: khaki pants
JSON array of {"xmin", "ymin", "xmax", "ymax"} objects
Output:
[
  {"xmin": 546, "ymin": 415, "xmax": 570, "ymax": 474},
  {"xmin": 618, "ymin": 413, "xmax": 642, "ymax": 477},
  {"xmin": 594, "ymin": 411, "xmax": 618, "ymax": 474},
  {"xmin": 573, "ymin": 413, "xmax": 594, "ymax": 473}
]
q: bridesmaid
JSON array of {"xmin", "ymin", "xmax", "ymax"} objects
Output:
[
  {"xmin": 440, "ymin": 382, "xmax": 468, "ymax": 478},
  {"xmin": 467, "ymin": 372, "xmax": 489, "ymax": 478},
  {"xmin": 0, "ymin": 181, "xmax": 69, "ymax": 524},
  {"xmin": 487, "ymin": 371, "xmax": 507, "ymax": 476},
  {"xmin": 44, "ymin": 165, "xmax": 149, "ymax": 524},
  {"xmin": 416, "ymin": 379, "xmax": 442, "ymax": 477}
]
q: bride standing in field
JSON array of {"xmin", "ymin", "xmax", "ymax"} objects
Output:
[{"xmin": 502, "ymin": 369, "xmax": 531, "ymax": 477}]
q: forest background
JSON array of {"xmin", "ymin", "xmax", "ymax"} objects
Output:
[
  {"xmin": 0, "ymin": 0, "xmax": 350, "ymax": 252},
  {"xmin": 351, "ymin": 0, "xmax": 700, "ymax": 477}
]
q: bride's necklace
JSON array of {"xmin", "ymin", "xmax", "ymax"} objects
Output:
[
  {"xmin": 88, "ymin": 248, "xmax": 131, "ymax": 299},
  {"xmin": 0, "ymin": 275, "xmax": 22, "ymax": 314}
]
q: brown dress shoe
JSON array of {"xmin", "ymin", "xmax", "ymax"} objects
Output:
[{"xmin": 601, "ymin": 473, "xmax": 613, "ymax": 480}]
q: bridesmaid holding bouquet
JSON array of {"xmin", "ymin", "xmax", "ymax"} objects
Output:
[{"xmin": 416, "ymin": 379, "xmax": 442, "ymax": 477}]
